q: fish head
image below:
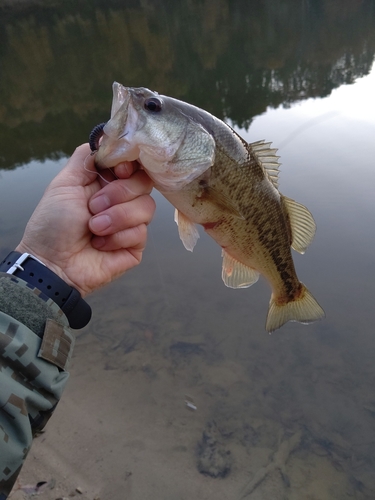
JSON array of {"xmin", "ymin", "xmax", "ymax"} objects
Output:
[{"xmin": 95, "ymin": 82, "xmax": 215, "ymax": 190}]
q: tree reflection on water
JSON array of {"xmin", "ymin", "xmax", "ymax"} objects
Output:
[{"xmin": 0, "ymin": 0, "xmax": 374, "ymax": 168}]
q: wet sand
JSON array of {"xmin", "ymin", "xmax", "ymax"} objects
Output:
[{"xmin": 10, "ymin": 256, "xmax": 375, "ymax": 500}]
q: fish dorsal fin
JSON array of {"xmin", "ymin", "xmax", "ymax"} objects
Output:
[
  {"xmin": 282, "ymin": 196, "xmax": 316, "ymax": 254},
  {"xmin": 221, "ymin": 250, "xmax": 259, "ymax": 288},
  {"xmin": 174, "ymin": 209, "xmax": 200, "ymax": 252},
  {"xmin": 249, "ymin": 140, "xmax": 280, "ymax": 188}
]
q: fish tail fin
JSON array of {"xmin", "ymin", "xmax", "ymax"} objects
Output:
[{"xmin": 266, "ymin": 284, "xmax": 325, "ymax": 333}]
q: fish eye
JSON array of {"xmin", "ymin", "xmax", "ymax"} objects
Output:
[{"xmin": 144, "ymin": 97, "xmax": 162, "ymax": 113}]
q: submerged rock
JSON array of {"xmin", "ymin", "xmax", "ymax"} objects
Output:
[{"xmin": 196, "ymin": 421, "xmax": 232, "ymax": 478}]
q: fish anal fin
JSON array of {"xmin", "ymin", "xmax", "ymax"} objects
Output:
[
  {"xmin": 266, "ymin": 283, "xmax": 325, "ymax": 333},
  {"xmin": 174, "ymin": 209, "xmax": 200, "ymax": 252},
  {"xmin": 221, "ymin": 250, "xmax": 259, "ymax": 288},
  {"xmin": 282, "ymin": 196, "xmax": 316, "ymax": 254}
]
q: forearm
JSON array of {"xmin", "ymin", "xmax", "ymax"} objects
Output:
[
  {"xmin": 0, "ymin": 146, "xmax": 154, "ymax": 499},
  {"xmin": 0, "ymin": 273, "xmax": 75, "ymax": 498}
]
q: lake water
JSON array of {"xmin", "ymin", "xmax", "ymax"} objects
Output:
[{"xmin": 1, "ymin": 1, "xmax": 375, "ymax": 499}]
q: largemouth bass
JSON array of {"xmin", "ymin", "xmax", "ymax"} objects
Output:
[{"xmin": 92, "ymin": 82, "xmax": 324, "ymax": 332}]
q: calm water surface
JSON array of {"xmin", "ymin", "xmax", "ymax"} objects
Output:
[{"xmin": 1, "ymin": 1, "xmax": 375, "ymax": 498}]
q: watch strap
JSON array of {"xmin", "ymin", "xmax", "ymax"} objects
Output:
[{"xmin": 0, "ymin": 251, "xmax": 91, "ymax": 329}]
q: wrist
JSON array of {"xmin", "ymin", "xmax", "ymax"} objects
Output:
[
  {"xmin": 15, "ymin": 243, "xmax": 86, "ymax": 296},
  {"xmin": 15, "ymin": 242, "xmax": 69, "ymax": 285},
  {"xmin": 0, "ymin": 251, "xmax": 91, "ymax": 329}
]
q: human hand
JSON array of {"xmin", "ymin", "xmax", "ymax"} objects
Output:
[{"xmin": 16, "ymin": 144, "xmax": 155, "ymax": 297}]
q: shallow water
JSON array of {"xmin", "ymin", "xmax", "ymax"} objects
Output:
[{"xmin": 1, "ymin": 1, "xmax": 375, "ymax": 498}]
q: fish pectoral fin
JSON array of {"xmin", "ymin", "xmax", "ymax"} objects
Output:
[
  {"xmin": 174, "ymin": 209, "xmax": 200, "ymax": 252},
  {"xmin": 201, "ymin": 185, "xmax": 245, "ymax": 220},
  {"xmin": 282, "ymin": 196, "xmax": 317, "ymax": 254},
  {"xmin": 221, "ymin": 250, "xmax": 259, "ymax": 288},
  {"xmin": 266, "ymin": 284, "xmax": 325, "ymax": 333}
]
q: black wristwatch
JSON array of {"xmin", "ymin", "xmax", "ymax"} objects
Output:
[{"xmin": 0, "ymin": 251, "xmax": 91, "ymax": 329}]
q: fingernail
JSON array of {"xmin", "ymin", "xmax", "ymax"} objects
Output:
[
  {"xmin": 89, "ymin": 195, "xmax": 110, "ymax": 214},
  {"xmin": 90, "ymin": 214, "xmax": 111, "ymax": 232}
]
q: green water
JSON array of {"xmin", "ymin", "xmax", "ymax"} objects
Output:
[{"xmin": 1, "ymin": 1, "xmax": 375, "ymax": 498}]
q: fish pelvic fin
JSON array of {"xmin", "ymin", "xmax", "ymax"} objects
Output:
[
  {"xmin": 266, "ymin": 284, "xmax": 325, "ymax": 333},
  {"xmin": 221, "ymin": 250, "xmax": 259, "ymax": 288},
  {"xmin": 174, "ymin": 209, "xmax": 200, "ymax": 252},
  {"xmin": 282, "ymin": 196, "xmax": 316, "ymax": 254}
]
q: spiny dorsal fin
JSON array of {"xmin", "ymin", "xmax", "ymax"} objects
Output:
[
  {"xmin": 249, "ymin": 140, "xmax": 281, "ymax": 188},
  {"xmin": 282, "ymin": 196, "xmax": 316, "ymax": 254},
  {"xmin": 221, "ymin": 250, "xmax": 259, "ymax": 288}
]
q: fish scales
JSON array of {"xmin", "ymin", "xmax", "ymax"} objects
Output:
[
  {"xmin": 93, "ymin": 83, "xmax": 325, "ymax": 332},
  {"xmin": 165, "ymin": 129, "xmax": 299, "ymax": 302}
]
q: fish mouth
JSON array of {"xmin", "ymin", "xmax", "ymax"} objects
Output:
[
  {"xmin": 89, "ymin": 83, "xmax": 132, "ymax": 153},
  {"xmin": 89, "ymin": 121, "xmax": 128, "ymax": 156},
  {"xmin": 92, "ymin": 84, "xmax": 151, "ymax": 169},
  {"xmin": 110, "ymin": 82, "xmax": 132, "ymax": 118}
]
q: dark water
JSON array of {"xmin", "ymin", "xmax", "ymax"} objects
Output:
[{"xmin": 1, "ymin": 1, "xmax": 375, "ymax": 498}]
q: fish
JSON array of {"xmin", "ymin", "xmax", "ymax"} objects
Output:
[{"xmin": 92, "ymin": 82, "xmax": 325, "ymax": 332}]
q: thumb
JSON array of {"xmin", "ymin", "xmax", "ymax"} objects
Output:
[{"xmin": 53, "ymin": 144, "xmax": 98, "ymax": 188}]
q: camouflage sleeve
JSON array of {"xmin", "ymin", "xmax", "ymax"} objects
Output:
[{"xmin": 0, "ymin": 273, "xmax": 75, "ymax": 499}]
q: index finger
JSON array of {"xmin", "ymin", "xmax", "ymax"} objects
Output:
[
  {"xmin": 51, "ymin": 144, "xmax": 97, "ymax": 188},
  {"xmin": 89, "ymin": 170, "xmax": 154, "ymax": 215}
]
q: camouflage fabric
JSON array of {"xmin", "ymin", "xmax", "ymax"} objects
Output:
[{"xmin": 0, "ymin": 273, "xmax": 75, "ymax": 499}]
